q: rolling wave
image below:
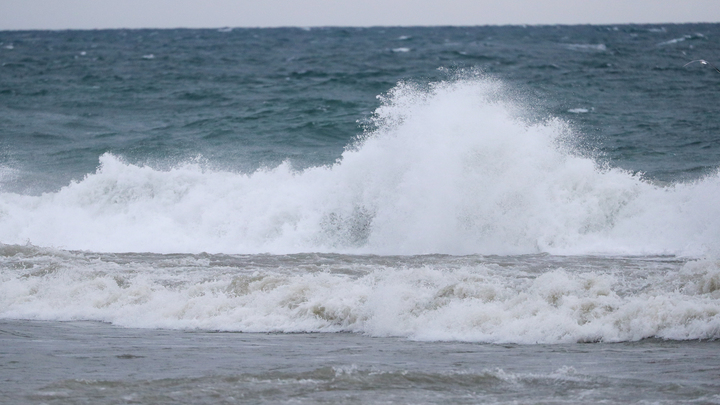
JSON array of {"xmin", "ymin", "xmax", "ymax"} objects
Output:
[{"xmin": 0, "ymin": 77, "xmax": 718, "ymax": 256}]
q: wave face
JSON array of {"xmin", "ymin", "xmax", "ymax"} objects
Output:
[
  {"xmin": 1, "ymin": 77, "xmax": 719, "ymax": 256},
  {"xmin": 1, "ymin": 247, "xmax": 719, "ymax": 343}
]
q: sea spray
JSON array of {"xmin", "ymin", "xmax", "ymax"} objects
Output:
[{"xmin": 0, "ymin": 77, "xmax": 718, "ymax": 256}]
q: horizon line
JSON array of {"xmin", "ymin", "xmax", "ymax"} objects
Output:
[{"xmin": 1, "ymin": 21, "xmax": 718, "ymax": 32}]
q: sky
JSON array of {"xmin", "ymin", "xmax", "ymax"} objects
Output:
[{"xmin": 0, "ymin": 0, "xmax": 718, "ymax": 30}]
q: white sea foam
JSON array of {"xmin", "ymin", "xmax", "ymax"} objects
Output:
[
  {"xmin": 657, "ymin": 34, "xmax": 704, "ymax": 46},
  {"xmin": 658, "ymin": 36, "xmax": 690, "ymax": 46},
  {"xmin": 0, "ymin": 165, "xmax": 19, "ymax": 192},
  {"xmin": 0, "ymin": 76, "xmax": 719, "ymax": 256},
  {"xmin": 564, "ymin": 43, "xmax": 607, "ymax": 52},
  {"xmin": 1, "ymin": 248, "xmax": 718, "ymax": 343}
]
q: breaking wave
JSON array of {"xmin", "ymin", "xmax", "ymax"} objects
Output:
[{"xmin": 0, "ymin": 76, "xmax": 719, "ymax": 256}]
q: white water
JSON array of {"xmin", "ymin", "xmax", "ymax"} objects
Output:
[
  {"xmin": 0, "ymin": 77, "xmax": 719, "ymax": 256},
  {"xmin": 1, "ymin": 247, "xmax": 719, "ymax": 343}
]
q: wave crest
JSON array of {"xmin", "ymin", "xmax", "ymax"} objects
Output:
[{"xmin": 0, "ymin": 77, "xmax": 718, "ymax": 256}]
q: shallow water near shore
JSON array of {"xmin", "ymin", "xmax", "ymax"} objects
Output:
[
  {"xmin": 2, "ymin": 249, "xmax": 720, "ymax": 403},
  {"xmin": 2, "ymin": 319, "xmax": 719, "ymax": 404}
]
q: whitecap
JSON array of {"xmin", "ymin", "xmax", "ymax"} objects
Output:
[
  {"xmin": 658, "ymin": 35, "xmax": 690, "ymax": 46},
  {"xmin": 564, "ymin": 43, "xmax": 607, "ymax": 52},
  {"xmin": 657, "ymin": 33, "xmax": 704, "ymax": 46}
]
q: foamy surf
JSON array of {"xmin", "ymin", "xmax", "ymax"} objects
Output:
[
  {"xmin": 0, "ymin": 76, "xmax": 719, "ymax": 257},
  {"xmin": 1, "ymin": 246, "xmax": 718, "ymax": 343}
]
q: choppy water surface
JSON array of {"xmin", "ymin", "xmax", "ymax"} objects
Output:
[
  {"xmin": 2, "ymin": 247, "xmax": 720, "ymax": 403},
  {"xmin": 1, "ymin": 25, "xmax": 719, "ymax": 192},
  {"xmin": 1, "ymin": 24, "xmax": 720, "ymax": 403}
]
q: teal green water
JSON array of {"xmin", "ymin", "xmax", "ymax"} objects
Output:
[{"xmin": 1, "ymin": 25, "xmax": 719, "ymax": 194}]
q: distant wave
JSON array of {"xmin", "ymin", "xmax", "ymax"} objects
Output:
[
  {"xmin": 657, "ymin": 33, "xmax": 705, "ymax": 46},
  {"xmin": 564, "ymin": 43, "xmax": 607, "ymax": 52},
  {"xmin": 0, "ymin": 76, "xmax": 719, "ymax": 256}
]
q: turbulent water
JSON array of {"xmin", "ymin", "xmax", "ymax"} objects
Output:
[{"xmin": 1, "ymin": 24, "xmax": 720, "ymax": 404}]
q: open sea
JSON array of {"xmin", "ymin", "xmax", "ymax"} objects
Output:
[{"xmin": 1, "ymin": 24, "xmax": 720, "ymax": 404}]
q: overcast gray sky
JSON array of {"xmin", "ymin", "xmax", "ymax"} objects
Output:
[{"xmin": 0, "ymin": 0, "xmax": 718, "ymax": 30}]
